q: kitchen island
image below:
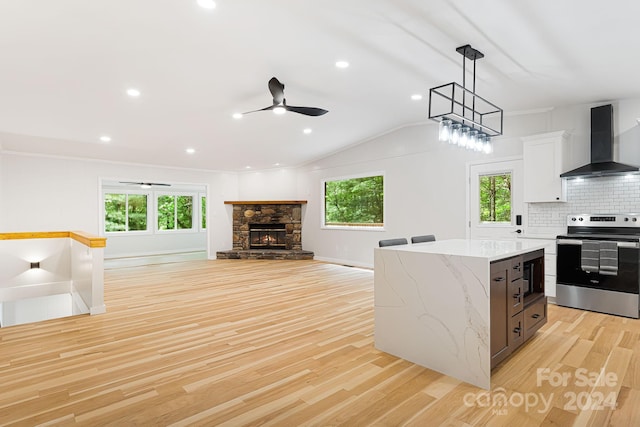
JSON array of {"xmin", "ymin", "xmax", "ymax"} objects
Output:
[{"xmin": 374, "ymin": 239, "xmax": 548, "ymax": 389}]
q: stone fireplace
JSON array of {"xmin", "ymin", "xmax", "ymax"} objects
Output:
[{"xmin": 216, "ymin": 200, "xmax": 314, "ymax": 260}]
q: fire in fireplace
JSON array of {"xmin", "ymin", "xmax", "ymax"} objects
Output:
[{"xmin": 249, "ymin": 223, "xmax": 287, "ymax": 249}]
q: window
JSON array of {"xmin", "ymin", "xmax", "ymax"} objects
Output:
[
  {"xmin": 201, "ymin": 195, "xmax": 207, "ymax": 230},
  {"xmin": 104, "ymin": 193, "xmax": 148, "ymax": 232},
  {"xmin": 479, "ymin": 173, "xmax": 511, "ymax": 223},
  {"xmin": 323, "ymin": 174, "xmax": 384, "ymax": 228},
  {"xmin": 157, "ymin": 194, "xmax": 194, "ymax": 231}
]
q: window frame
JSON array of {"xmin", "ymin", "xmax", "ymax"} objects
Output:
[
  {"xmin": 321, "ymin": 172, "xmax": 386, "ymax": 231},
  {"xmin": 155, "ymin": 191, "xmax": 198, "ymax": 234},
  {"xmin": 102, "ymin": 189, "xmax": 152, "ymax": 235}
]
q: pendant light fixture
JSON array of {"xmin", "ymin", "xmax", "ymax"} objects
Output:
[{"xmin": 429, "ymin": 44, "xmax": 503, "ymax": 154}]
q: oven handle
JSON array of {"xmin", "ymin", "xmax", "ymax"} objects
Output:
[
  {"xmin": 556, "ymin": 239, "xmax": 582, "ymax": 246},
  {"xmin": 556, "ymin": 239, "xmax": 640, "ymax": 249}
]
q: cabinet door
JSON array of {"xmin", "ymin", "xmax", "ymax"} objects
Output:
[
  {"xmin": 522, "ymin": 131, "xmax": 568, "ymax": 202},
  {"xmin": 510, "ymin": 311, "xmax": 525, "ymax": 350},
  {"xmin": 509, "ymin": 278, "xmax": 524, "ymax": 317},
  {"xmin": 490, "ymin": 260, "xmax": 510, "ymax": 368}
]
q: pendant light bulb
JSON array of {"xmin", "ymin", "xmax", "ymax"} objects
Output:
[
  {"xmin": 468, "ymin": 130, "xmax": 478, "ymax": 151},
  {"xmin": 483, "ymin": 138, "xmax": 493, "ymax": 154},
  {"xmin": 439, "ymin": 119, "xmax": 452, "ymax": 142},
  {"xmin": 450, "ymin": 123, "xmax": 461, "ymax": 145},
  {"xmin": 459, "ymin": 127, "xmax": 470, "ymax": 148}
]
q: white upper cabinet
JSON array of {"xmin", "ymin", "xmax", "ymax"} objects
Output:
[{"xmin": 522, "ymin": 131, "xmax": 570, "ymax": 203}]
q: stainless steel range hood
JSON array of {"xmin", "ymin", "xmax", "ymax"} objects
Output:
[{"xmin": 560, "ymin": 104, "xmax": 639, "ymax": 178}]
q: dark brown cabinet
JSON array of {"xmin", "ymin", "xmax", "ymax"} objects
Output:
[{"xmin": 490, "ymin": 250, "xmax": 547, "ymax": 369}]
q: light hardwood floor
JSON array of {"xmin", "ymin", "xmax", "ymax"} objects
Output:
[{"xmin": 1, "ymin": 259, "xmax": 639, "ymax": 426}]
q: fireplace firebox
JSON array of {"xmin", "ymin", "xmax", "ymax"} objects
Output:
[{"xmin": 249, "ymin": 223, "xmax": 287, "ymax": 249}]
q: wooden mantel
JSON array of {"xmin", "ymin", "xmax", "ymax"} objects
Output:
[{"xmin": 224, "ymin": 200, "xmax": 307, "ymax": 205}]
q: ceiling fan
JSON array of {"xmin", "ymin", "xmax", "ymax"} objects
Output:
[
  {"xmin": 119, "ymin": 181, "xmax": 171, "ymax": 189},
  {"xmin": 243, "ymin": 77, "xmax": 328, "ymax": 117}
]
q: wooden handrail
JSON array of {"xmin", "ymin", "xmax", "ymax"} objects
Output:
[{"xmin": 0, "ymin": 231, "xmax": 106, "ymax": 248}]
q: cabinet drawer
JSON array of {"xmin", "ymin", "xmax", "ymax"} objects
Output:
[
  {"xmin": 524, "ymin": 297, "xmax": 547, "ymax": 340},
  {"xmin": 510, "ymin": 256, "xmax": 523, "ymax": 280},
  {"xmin": 508, "ymin": 278, "xmax": 524, "ymax": 317},
  {"xmin": 510, "ymin": 311, "xmax": 524, "ymax": 350}
]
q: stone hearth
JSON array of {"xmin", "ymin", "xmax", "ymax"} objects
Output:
[{"xmin": 216, "ymin": 201, "xmax": 314, "ymax": 260}]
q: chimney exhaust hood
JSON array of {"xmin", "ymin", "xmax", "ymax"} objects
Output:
[{"xmin": 560, "ymin": 104, "xmax": 639, "ymax": 178}]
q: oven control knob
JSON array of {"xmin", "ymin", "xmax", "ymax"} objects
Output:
[
  {"xmin": 571, "ymin": 217, "xmax": 576, "ymax": 221},
  {"xmin": 579, "ymin": 217, "xmax": 584, "ymax": 221},
  {"xmin": 625, "ymin": 217, "xmax": 630, "ymax": 221},
  {"xmin": 634, "ymin": 218, "xmax": 638, "ymax": 222}
]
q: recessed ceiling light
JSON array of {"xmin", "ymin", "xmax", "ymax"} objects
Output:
[
  {"xmin": 126, "ymin": 88, "xmax": 141, "ymax": 97},
  {"xmin": 197, "ymin": 0, "xmax": 216, "ymax": 9},
  {"xmin": 335, "ymin": 61, "xmax": 350, "ymax": 69},
  {"xmin": 274, "ymin": 163, "xmax": 280, "ymax": 166},
  {"xmin": 273, "ymin": 106, "xmax": 286, "ymax": 115},
  {"xmin": 245, "ymin": 166, "xmax": 252, "ymax": 169},
  {"xmin": 303, "ymin": 128, "xmax": 312, "ymax": 134},
  {"xmin": 411, "ymin": 94, "xmax": 423, "ymax": 101},
  {"xmin": 99, "ymin": 135, "xmax": 111, "ymax": 142},
  {"xmin": 186, "ymin": 148, "xmax": 196, "ymax": 154},
  {"xmin": 232, "ymin": 113, "xmax": 243, "ymax": 119}
]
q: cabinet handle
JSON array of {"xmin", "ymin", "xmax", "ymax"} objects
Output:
[
  {"xmin": 532, "ymin": 313, "xmax": 540, "ymax": 319},
  {"xmin": 494, "ymin": 277, "xmax": 506, "ymax": 282},
  {"xmin": 513, "ymin": 327, "xmax": 521, "ymax": 334},
  {"xmin": 513, "ymin": 265, "xmax": 520, "ymax": 270},
  {"xmin": 513, "ymin": 293, "xmax": 521, "ymax": 299}
]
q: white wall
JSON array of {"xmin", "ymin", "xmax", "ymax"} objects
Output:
[
  {"xmin": 0, "ymin": 150, "xmax": 3, "ymax": 229},
  {"xmin": 295, "ymin": 122, "xmax": 525, "ymax": 267},
  {"xmin": 0, "ymin": 153, "xmax": 238, "ymax": 258},
  {"xmin": 237, "ymin": 168, "xmax": 299, "ymax": 200},
  {"xmin": 2, "ymin": 98, "xmax": 638, "ymax": 267},
  {"xmin": 291, "ymin": 99, "xmax": 640, "ymax": 267}
]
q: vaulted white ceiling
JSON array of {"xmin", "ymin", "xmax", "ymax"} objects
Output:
[{"xmin": 0, "ymin": 0, "xmax": 638, "ymax": 171}]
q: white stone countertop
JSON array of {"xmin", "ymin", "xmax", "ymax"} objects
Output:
[{"xmin": 376, "ymin": 238, "xmax": 548, "ymax": 262}]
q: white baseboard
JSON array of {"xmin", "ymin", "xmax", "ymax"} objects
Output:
[
  {"xmin": 313, "ymin": 256, "xmax": 373, "ymax": 269},
  {"xmin": 90, "ymin": 304, "xmax": 106, "ymax": 315},
  {"xmin": 105, "ymin": 251, "xmax": 207, "ymax": 269}
]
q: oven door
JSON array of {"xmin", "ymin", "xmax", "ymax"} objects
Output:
[{"xmin": 556, "ymin": 239, "xmax": 640, "ymax": 294}]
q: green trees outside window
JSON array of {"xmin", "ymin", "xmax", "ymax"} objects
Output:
[
  {"xmin": 128, "ymin": 194, "xmax": 148, "ymax": 230},
  {"xmin": 105, "ymin": 194, "xmax": 126, "ymax": 232},
  {"xmin": 158, "ymin": 195, "xmax": 194, "ymax": 231},
  {"xmin": 201, "ymin": 196, "xmax": 206, "ymax": 229},
  {"xmin": 104, "ymin": 193, "xmax": 148, "ymax": 232},
  {"xmin": 324, "ymin": 175, "xmax": 384, "ymax": 227},
  {"xmin": 479, "ymin": 173, "xmax": 511, "ymax": 223}
]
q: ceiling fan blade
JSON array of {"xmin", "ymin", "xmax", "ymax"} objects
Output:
[
  {"xmin": 242, "ymin": 105, "xmax": 276, "ymax": 115},
  {"xmin": 268, "ymin": 77, "xmax": 285, "ymax": 104},
  {"xmin": 284, "ymin": 105, "xmax": 329, "ymax": 116},
  {"xmin": 119, "ymin": 181, "xmax": 171, "ymax": 187}
]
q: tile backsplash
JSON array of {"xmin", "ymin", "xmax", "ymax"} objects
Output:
[{"xmin": 528, "ymin": 175, "xmax": 640, "ymax": 227}]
